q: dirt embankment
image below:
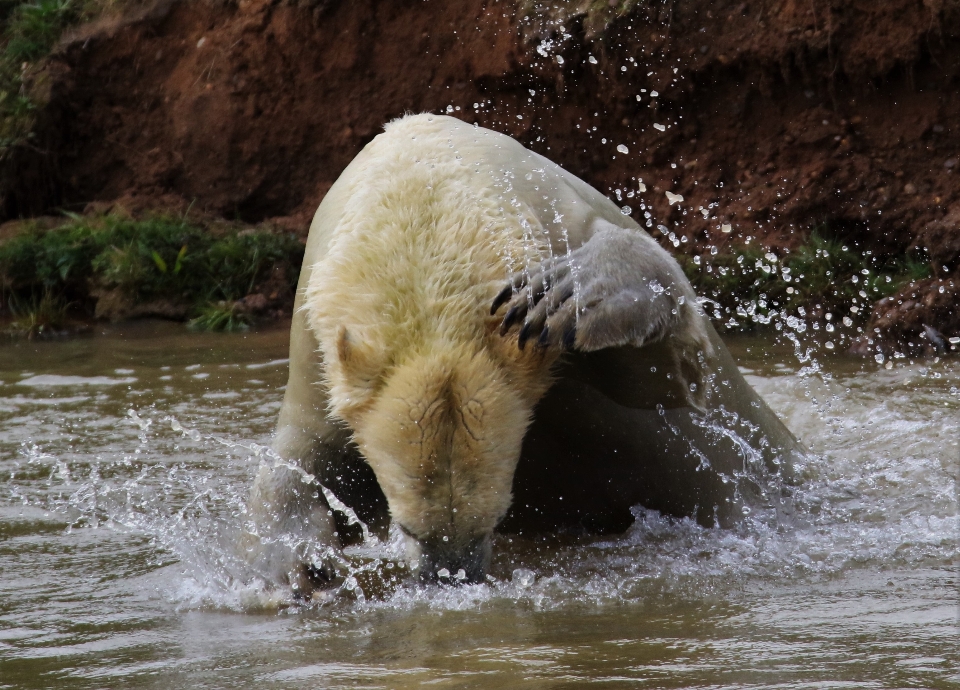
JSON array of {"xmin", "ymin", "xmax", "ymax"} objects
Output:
[{"xmin": 4, "ymin": 0, "xmax": 959, "ymax": 352}]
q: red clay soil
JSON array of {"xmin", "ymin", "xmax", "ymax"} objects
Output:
[{"xmin": 4, "ymin": 0, "xmax": 959, "ymax": 352}]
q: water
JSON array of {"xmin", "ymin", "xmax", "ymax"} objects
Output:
[{"xmin": 0, "ymin": 322, "xmax": 957, "ymax": 688}]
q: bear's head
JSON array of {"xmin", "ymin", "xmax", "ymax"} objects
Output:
[{"xmin": 329, "ymin": 325, "xmax": 551, "ymax": 583}]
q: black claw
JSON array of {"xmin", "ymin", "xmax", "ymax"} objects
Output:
[
  {"xmin": 500, "ymin": 304, "xmax": 521, "ymax": 335},
  {"xmin": 562, "ymin": 325, "xmax": 577, "ymax": 350},
  {"xmin": 554, "ymin": 283, "xmax": 575, "ymax": 309},
  {"xmin": 530, "ymin": 275, "xmax": 551, "ymax": 307},
  {"xmin": 491, "ymin": 284, "xmax": 514, "ymax": 315},
  {"xmin": 517, "ymin": 320, "xmax": 534, "ymax": 350},
  {"xmin": 536, "ymin": 325, "xmax": 551, "ymax": 348}
]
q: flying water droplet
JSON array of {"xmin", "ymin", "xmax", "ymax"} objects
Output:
[{"xmin": 512, "ymin": 568, "xmax": 535, "ymax": 587}]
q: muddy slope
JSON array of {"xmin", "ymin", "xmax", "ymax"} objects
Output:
[{"xmin": 5, "ymin": 0, "xmax": 960, "ymax": 347}]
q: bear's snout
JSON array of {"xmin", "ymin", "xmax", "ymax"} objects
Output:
[{"xmin": 404, "ymin": 531, "xmax": 491, "ymax": 585}]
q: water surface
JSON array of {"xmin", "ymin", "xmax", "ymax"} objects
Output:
[{"xmin": 1, "ymin": 322, "xmax": 957, "ymax": 688}]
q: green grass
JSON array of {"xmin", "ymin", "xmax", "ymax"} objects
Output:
[
  {"xmin": 187, "ymin": 301, "xmax": 251, "ymax": 333},
  {"xmin": 5, "ymin": 286, "xmax": 68, "ymax": 337},
  {"xmin": 1, "ymin": 214, "xmax": 933, "ymax": 338},
  {"xmin": 681, "ymin": 232, "xmax": 932, "ymax": 332},
  {"xmin": 5, "ymin": 0, "xmax": 75, "ymax": 62},
  {"xmin": 0, "ymin": 212, "xmax": 304, "ymax": 331},
  {"xmin": 1, "ymin": 0, "xmax": 90, "ymax": 152}
]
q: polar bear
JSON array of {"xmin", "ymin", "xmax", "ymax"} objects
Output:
[{"xmin": 248, "ymin": 114, "xmax": 802, "ymax": 595}]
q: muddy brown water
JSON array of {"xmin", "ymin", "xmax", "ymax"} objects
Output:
[{"xmin": 0, "ymin": 320, "xmax": 957, "ymax": 688}]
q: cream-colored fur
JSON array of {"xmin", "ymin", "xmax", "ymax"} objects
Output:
[
  {"xmin": 303, "ymin": 116, "xmax": 557, "ymax": 552},
  {"xmin": 248, "ymin": 114, "xmax": 801, "ymax": 593}
]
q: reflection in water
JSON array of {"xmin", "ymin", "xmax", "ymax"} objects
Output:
[{"xmin": 0, "ymin": 321, "xmax": 957, "ymax": 688}]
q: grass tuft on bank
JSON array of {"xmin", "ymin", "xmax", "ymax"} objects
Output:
[
  {"xmin": 187, "ymin": 301, "xmax": 251, "ymax": 333},
  {"xmin": 0, "ymin": 212, "xmax": 303, "ymax": 333},
  {"xmin": 6, "ymin": 285, "xmax": 68, "ymax": 337}
]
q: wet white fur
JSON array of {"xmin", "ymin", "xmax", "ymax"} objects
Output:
[{"xmin": 249, "ymin": 114, "xmax": 714, "ymax": 587}]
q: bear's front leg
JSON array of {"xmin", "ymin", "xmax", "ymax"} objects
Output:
[
  {"xmin": 246, "ymin": 424, "xmax": 345, "ymax": 600},
  {"xmin": 492, "ymin": 219, "xmax": 697, "ymax": 353}
]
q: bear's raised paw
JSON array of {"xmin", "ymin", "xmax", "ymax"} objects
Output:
[{"xmin": 491, "ymin": 221, "xmax": 690, "ymax": 353}]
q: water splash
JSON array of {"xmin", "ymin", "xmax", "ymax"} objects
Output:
[{"xmin": 3, "ymin": 345, "xmax": 956, "ymax": 617}]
